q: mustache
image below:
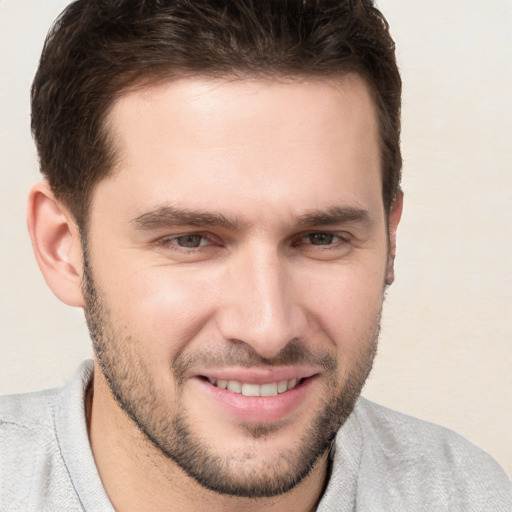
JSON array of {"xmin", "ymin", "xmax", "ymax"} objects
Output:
[{"xmin": 171, "ymin": 339, "xmax": 338, "ymax": 384}]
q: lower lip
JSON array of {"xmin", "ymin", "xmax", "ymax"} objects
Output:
[{"xmin": 195, "ymin": 377, "xmax": 316, "ymax": 424}]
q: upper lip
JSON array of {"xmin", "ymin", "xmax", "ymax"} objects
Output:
[{"xmin": 196, "ymin": 367, "xmax": 318, "ymax": 385}]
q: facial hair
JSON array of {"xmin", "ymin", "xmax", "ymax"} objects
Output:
[{"xmin": 82, "ymin": 249, "xmax": 381, "ymax": 498}]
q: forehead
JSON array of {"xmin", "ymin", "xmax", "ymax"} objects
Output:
[{"xmin": 95, "ymin": 75, "xmax": 382, "ymax": 224}]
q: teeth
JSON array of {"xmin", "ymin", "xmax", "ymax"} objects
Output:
[
  {"xmin": 277, "ymin": 380, "xmax": 288, "ymax": 393},
  {"xmin": 260, "ymin": 383, "xmax": 278, "ymax": 397},
  {"xmin": 242, "ymin": 383, "xmax": 260, "ymax": 396},
  {"xmin": 227, "ymin": 381, "xmax": 242, "ymax": 393},
  {"xmin": 208, "ymin": 378, "xmax": 301, "ymax": 396}
]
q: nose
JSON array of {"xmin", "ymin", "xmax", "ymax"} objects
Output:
[{"xmin": 216, "ymin": 246, "xmax": 307, "ymax": 360}]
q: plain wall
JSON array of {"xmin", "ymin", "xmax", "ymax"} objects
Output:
[{"xmin": 1, "ymin": 0, "xmax": 511, "ymax": 477}]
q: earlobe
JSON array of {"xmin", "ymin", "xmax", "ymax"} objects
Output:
[
  {"xmin": 27, "ymin": 182, "xmax": 85, "ymax": 307},
  {"xmin": 385, "ymin": 189, "xmax": 403, "ymax": 286}
]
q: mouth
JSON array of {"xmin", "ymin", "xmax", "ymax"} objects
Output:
[
  {"xmin": 205, "ymin": 377, "xmax": 306, "ymax": 397},
  {"xmin": 192, "ymin": 366, "xmax": 319, "ymax": 423},
  {"xmin": 194, "ymin": 372, "xmax": 316, "ymax": 424}
]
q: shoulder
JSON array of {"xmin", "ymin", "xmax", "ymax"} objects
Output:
[
  {"xmin": 351, "ymin": 397, "xmax": 512, "ymax": 511},
  {"xmin": 0, "ymin": 386, "xmax": 60, "ymax": 428},
  {"xmin": 0, "ymin": 387, "xmax": 61, "ymax": 464},
  {"xmin": 353, "ymin": 397, "xmax": 506, "ymax": 469},
  {"xmin": 0, "ymin": 387, "xmax": 83, "ymax": 511}
]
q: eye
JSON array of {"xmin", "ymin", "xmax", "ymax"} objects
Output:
[
  {"xmin": 303, "ymin": 233, "xmax": 339, "ymax": 245},
  {"xmin": 298, "ymin": 232, "xmax": 348, "ymax": 246},
  {"xmin": 157, "ymin": 233, "xmax": 213, "ymax": 250},
  {"xmin": 171, "ymin": 234, "xmax": 209, "ymax": 248},
  {"xmin": 292, "ymin": 231, "xmax": 353, "ymax": 260},
  {"xmin": 153, "ymin": 232, "xmax": 224, "ymax": 262}
]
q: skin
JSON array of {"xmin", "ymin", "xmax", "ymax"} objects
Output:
[{"xmin": 28, "ymin": 74, "xmax": 402, "ymax": 511}]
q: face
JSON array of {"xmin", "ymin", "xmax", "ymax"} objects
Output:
[{"xmin": 83, "ymin": 75, "xmax": 400, "ymax": 497}]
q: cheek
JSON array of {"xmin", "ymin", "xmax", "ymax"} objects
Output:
[
  {"xmin": 297, "ymin": 262, "xmax": 386, "ymax": 346},
  {"xmin": 97, "ymin": 264, "xmax": 220, "ymax": 357}
]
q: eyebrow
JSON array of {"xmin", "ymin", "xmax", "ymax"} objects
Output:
[
  {"xmin": 132, "ymin": 204, "xmax": 370, "ymax": 231},
  {"xmin": 296, "ymin": 206, "xmax": 370, "ymax": 227},
  {"xmin": 132, "ymin": 205, "xmax": 247, "ymax": 231}
]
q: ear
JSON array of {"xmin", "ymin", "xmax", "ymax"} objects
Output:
[
  {"xmin": 27, "ymin": 182, "xmax": 85, "ymax": 307},
  {"xmin": 385, "ymin": 189, "xmax": 403, "ymax": 286}
]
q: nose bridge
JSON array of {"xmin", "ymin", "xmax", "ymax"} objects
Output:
[{"xmin": 217, "ymin": 243, "xmax": 304, "ymax": 359}]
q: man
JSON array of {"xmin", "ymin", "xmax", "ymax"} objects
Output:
[{"xmin": 0, "ymin": 0, "xmax": 510, "ymax": 510}]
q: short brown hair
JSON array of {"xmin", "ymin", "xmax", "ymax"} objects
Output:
[{"xmin": 31, "ymin": 0, "xmax": 401, "ymax": 228}]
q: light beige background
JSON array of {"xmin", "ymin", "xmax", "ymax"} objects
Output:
[{"xmin": 1, "ymin": 0, "xmax": 511, "ymax": 477}]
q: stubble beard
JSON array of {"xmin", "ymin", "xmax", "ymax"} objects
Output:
[{"xmin": 82, "ymin": 251, "xmax": 381, "ymax": 498}]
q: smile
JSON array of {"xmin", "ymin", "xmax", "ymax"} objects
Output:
[
  {"xmin": 198, "ymin": 374, "xmax": 316, "ymax": 423},
  {"xmin": 207, "ymin": 378, "xmax": 303, "ymax": 397}
]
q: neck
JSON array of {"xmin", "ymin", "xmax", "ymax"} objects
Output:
[{"xmin": 87, "ymin": 368, "xmax": 329, "ymax": 512}]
